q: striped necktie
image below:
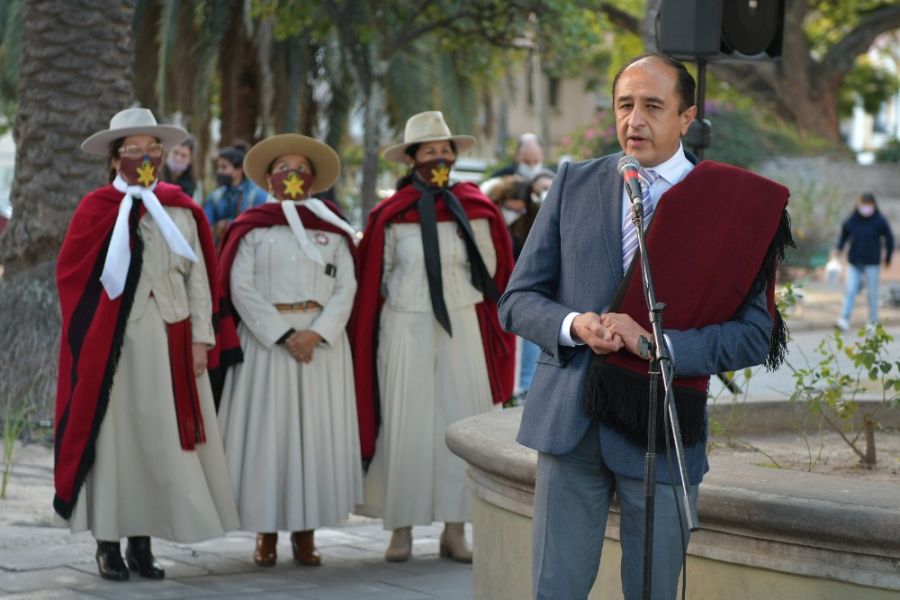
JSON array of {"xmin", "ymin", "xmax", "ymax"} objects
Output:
[{"xmin": 622, "ymin": 168, "xmax": 659, "ymax": 273}]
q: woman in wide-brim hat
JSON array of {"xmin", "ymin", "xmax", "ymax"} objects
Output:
[
  {"xmin": 351, "ymin": 111, "xmax": 515, "ymax": 562},
  {"xmin": 54, "ymin": 107, "xmax": 240, "ymax": 583},
  {"xmin": 216, "ymin": 133, "xmax": 363, "ymax": 567}
]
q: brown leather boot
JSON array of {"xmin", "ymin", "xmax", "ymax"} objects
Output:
[
  {"xmin": 290, "ymin": 530, "xmax": 322, "ymax": 566},
  {"xmin": 440, "ymin": 522, "xmax": 473, "ymax": 563},
  {"xmin": 253, "ymin": 532, "xmax": 278, "ymax": 567},
  {"xmin": 385, "ymin": 526, "xmax": 412, "ymax": 562}
]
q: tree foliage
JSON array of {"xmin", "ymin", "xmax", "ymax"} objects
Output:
[{"xmin": 838, "ymin": 58, "xmax": 900, "ymax": 117}]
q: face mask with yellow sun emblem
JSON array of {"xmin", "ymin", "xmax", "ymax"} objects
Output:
[
  {"xmin": 270, "ymin": 169, "xmax": 315, "ymax": 201},
  {"xmin": 414, "ymin": 158, "xmax": 455, "ymax": 188},
  {"xmin": 119, "ymin": 155, "xmax": 162, "ymax": 187}
]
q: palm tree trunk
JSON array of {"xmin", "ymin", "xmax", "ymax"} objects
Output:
[{"xmin": 0, "ymin": 0, "xmax": 135, "ymax": 420}]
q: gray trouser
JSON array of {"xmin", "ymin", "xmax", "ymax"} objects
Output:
[{"xmin": 532, "ymin": 425, "xmax": 698, "ymax": 600}]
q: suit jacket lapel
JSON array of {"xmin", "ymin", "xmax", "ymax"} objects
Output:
[{"xmin": 598, "ymin": 156, "xmax": 624, "ymax": 280}]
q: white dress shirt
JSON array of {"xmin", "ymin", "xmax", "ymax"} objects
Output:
[{"xmin": 559, "ymin": 143, "xmax": 694, "ymax": 349}]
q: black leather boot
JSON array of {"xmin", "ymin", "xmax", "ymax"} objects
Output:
[
  {"xmin": 125, "ymin": 536, "xmax": 165, "ymax": 579},
  {"xmin": 95, "ymin": 540, "xmax": 129, "ymax": 581}
]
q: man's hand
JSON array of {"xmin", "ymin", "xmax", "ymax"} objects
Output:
[
  {"xmin": 284, "ymin": 330, "xmax": 323, "ymax": 364},
  {"xmin": 601, "ymin": 313, "xmax": 652, "ymax": 359},
  {"xmin": 192, "ymin": 343, "xmax": 209, "ymax": 377},
  {"xmin": 571, "ymin": 312, "xmax": 624, "ymax": 355}
]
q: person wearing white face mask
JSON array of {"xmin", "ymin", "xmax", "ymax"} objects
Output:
[
  {"xmin": 530, "ymin": 169, "xmax": 555, "ymax": 204},
  {"xmin": 160, "ymin": 136, "xmax": 198, "ymax": 200},
  {"xmin": 489, "ymin": 133, "xmax": 546, "ymax": 179},
  {"xmin": 833, "ymin": 192, "xmax": 895, "ymax": 331},
  {"xmin": 216, "ymin": 133, "xmax": 363, "ymax": 568}
]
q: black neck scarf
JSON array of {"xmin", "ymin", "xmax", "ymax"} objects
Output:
[{"xmin": 412, "ymin": 176, "xmax": 499, "ymax": 336}]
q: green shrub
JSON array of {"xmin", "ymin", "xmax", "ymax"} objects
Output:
[{"xmin": 875, "ymin": 139, "xmax": 900, "ymax": 163}]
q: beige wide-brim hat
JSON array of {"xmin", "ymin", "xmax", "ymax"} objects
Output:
[
  {"xmin": 383, "ymin": 111, "xmax": 476, "ymax": 163},
  {"xmin": 244, "ymin": 133, "xmax": 341, "ymax": 195},
  {"xmin": 81, "ymin": 107, "xmax": 188, "ymax": 156}
]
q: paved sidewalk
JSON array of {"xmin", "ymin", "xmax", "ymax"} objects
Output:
[
  {"xmin": 0, "ymin": 516, "xmax": 473, "ymax": 599},
  {"xmin": 0, "ymin": 450, "xmax": 474, "ymax": 599}
]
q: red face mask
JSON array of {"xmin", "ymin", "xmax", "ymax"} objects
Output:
[
  {"xmin": 119, "ymin": 155, "xmax": 162, "ymax": 187},
  {"xmin": 414, "ymin": 158, "xmax": 454, "ymax": 188},
  {"xmin": 270, "ymin": 169, "xmax": 314, "ymax": 200}
]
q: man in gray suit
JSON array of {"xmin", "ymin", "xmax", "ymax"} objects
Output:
[{"xmin": 498, "ymin": 53, "xmax": 783, "ymax": 599}]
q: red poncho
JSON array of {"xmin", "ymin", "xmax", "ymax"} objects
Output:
[
  {"xmin": 54, "ymin": 182, "xmax": 236, "ymax": 519},
  {"xmin": 587, "ymin": 161, "xmax": 792, "ymax": 445},
  {"xmin": 349, "ymin": 181, "xmax": 516, "ymax": 460}
]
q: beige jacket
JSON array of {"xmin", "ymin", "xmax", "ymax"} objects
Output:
[
  {"xmin": 230, "ymin": 225, "xmax": 357, "ymax": 348},
  {"xmin": 382, "ymin": 219, "xmax": 496, "ymax": 311},
  {"xmin": 129, "ymin": 206, "xmax": 215, "ymax": 345}
]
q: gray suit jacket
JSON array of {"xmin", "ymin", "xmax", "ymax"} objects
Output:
[{"xmin": 498, "ymin": 154, "xmax": 773, "ymax": 484}]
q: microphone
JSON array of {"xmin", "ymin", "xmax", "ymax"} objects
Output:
[{"xmin": 617, "ymin": 155, "xmax": 643, "ymax": 204}]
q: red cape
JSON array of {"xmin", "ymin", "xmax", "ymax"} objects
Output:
[
  {"xmin": 607, "ymin": 160, "xmax": 789, "ymax": 383},
  {"xmin": 587, "ymin": 161, "xmax": 791, "ymax": 446},
  {"xmin": 349, "ymin": 181, "xmax": 515, "ymax": 460},
  {"xmin": 54, "ymin": 181, "xmax": 234, "ymax": 519}
]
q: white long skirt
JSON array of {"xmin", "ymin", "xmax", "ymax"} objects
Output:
[
  {"xmin": 218, "ymin": 311, "xmax": 363, "ymax": 533},
  {"xmin": 358, "ymin": 304, "xmax": 493, "ymax": 529},
  {"xmin": 65, "ymin": 299, "xmax": 240, "ymax": 542}
]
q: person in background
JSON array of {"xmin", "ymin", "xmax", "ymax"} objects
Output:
[
  {"xmin": 352, "ymin": 111, "xmax": 515, "ymax": 564},
  {"xmin": 530, "ymin": 168, "xmax": 555, "ymax": 204},
  {"xmin": 54, "ymin": 107, "xmax": 239, "ymax": 583},
  {"xmin": 490, "ymin": 133, "xmax": 546, "ymax": 179},
  {"xmin": 204, "ymin": 145, "xmax": 268, "ymax": 243},
  {"xmin": 833, "ymin": 192, "xmax": 894, "ymax": 331},
  {"xmin": 160, "ymin": 136, "xmax": 198, "ymax": 200},
  {"xmin": 487, "ymin": 172, "xmax": 553, "ymax": 400}
]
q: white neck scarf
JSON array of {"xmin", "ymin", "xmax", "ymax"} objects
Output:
[
  {"xmin": 100, "ymin": 175, "xmax": 198, "ymax": 299},
  {"xmin": 269, "ymin": 195, "xmax": 357, "ymax": 266}
]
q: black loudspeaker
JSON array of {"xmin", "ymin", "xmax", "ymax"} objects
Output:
[{"xmin": 657, "ymin": 0, "xmax": 784, "ymax": 61}]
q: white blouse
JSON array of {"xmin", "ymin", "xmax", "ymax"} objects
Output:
[
  {"xmin": 230, "ymin": 225, "xmax": 357, "ymax": 348},
  {"xmin": 382, "ymin": 218, "xmax": 496, "ymax": 312}
]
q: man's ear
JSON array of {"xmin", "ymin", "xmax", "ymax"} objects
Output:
[{"xmin": 680, "ymin": 105, "xmax": 698, "ymax": 136}]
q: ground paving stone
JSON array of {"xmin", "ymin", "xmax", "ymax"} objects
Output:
[{"xmin": 0, "ymin": 567, "xmax": 99, "ymax": 594}]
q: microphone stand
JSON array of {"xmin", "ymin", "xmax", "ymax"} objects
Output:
[{"xmin": 630, "ymin": 190, "xmax": 697, "ymax": 600}]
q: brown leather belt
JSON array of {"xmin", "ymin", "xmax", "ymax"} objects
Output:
[{"xmin": 274, "ymin": 300, "xmax": 322, "ymax": 312}]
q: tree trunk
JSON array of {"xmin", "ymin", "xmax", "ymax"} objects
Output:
[
  {"xmin": 0, "ymin": 0, "xmax": 135, "ymax": 419},
  {"xmin": 132, "ymin": 0, "xmax": 161, "ymax": 113},
  {"xmin": 169, "ymin": 0, "xmax": 200, "ymax": 120},
  {"xmin": 359, "ymin": 76, "xmax": 383, "ymax": 219},
  {"xmin": 218, "ymin": 4, "xmax": 260, "ymax": 146},
  {"xmin": 863, "ymin": 416, "xmax": 876, "ymax": 468}
]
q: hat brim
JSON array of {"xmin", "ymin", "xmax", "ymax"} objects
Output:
[
  {"xmin": 244, "ymin": 134, "xmax": 341, "ymax": 195},
  {"xmin": 81, "ymin": 124, "xmax": 189, "ymax": 156},
  {"xmin": 383, "ymin": 134, "xmax": 476, "ymax": 163}
]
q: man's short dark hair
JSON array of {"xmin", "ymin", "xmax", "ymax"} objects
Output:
[{"xmin": 611, "ymin": 53, "xmax": 696, "ymax": 113}]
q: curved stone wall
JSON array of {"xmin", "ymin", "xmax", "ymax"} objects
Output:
[{"xmin": 447, "ymin": 407, "xmax": 900, "ymax": 600}]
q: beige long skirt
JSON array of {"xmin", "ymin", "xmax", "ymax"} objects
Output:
[
  {"xmin": 358, "ymin": 304, "xmax": 493, "ymax": 529},
  {"xmin": 65, "ymin": 299, "xmax": 240, "ymax": 542},
  {"xmin": 218, "ymin": 311, "xmax": 363, "ymax": 533}
]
